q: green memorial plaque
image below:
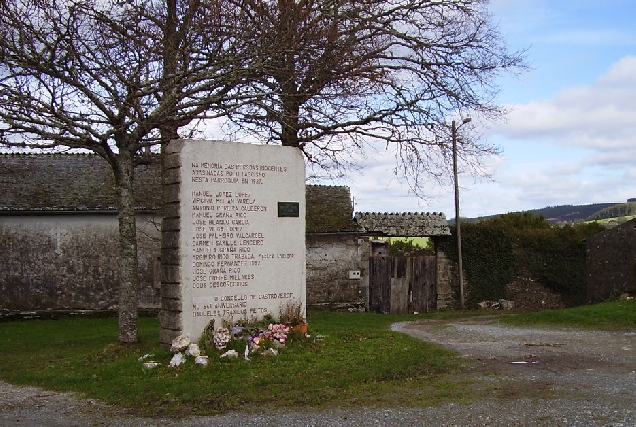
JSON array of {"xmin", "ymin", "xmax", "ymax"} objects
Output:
[{"xmin": 278, "ymin": 201, "xmax": 299, "ymax": 217}]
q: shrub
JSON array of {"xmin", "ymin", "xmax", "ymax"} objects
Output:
[
  {"xmin": 386, "ymin": 238, "xmax": 434, "ymax": 257},
  {"xmin": 440, "ymin": 214, "xmax": 605, "ymax": 307}
]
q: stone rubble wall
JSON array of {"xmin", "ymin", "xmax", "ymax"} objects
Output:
[
  {"xmin": 441, "ymin": 254, "xmax": 565, "ymax": 311},
  {"xmin": 505, "ymin": 274, "xmax": 566, "ymax": 311}
]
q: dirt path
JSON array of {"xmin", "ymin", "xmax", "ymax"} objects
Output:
[
  {"xmin": 393, "ymin": 317, "xmax": 636, "ymax": 375},
  {"xmin": 2, "ymin": 317, "xmax": 636, "ymax": 426},
  {"xmin": 393, "ymin": 317, "xmax": 636, "ymax": 414}
]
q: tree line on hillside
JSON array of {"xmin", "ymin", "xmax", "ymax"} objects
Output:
[
  {"xmin": 587, "ymin": 202, "xmax": 636, "ymax": 221},
  {"xmin": 462, "ymin": 202, "xmax": 632, "ymax": 225},
  {"xmin": 529, "ymin": 204, "xmax": 617, "ymax": 222}
]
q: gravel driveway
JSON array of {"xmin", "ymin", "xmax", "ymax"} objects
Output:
[{"xmin": 2, "ymin": 316, "xmax": 636, "ymax": 426}]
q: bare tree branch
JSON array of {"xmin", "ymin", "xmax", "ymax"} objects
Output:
[
  {"xmin": 0, "ymin": 0, "xmax": 253, "ymax": 342},
  {"xmin": 221, "ymin": 0, "xmax": 527, "ymax": 192}
]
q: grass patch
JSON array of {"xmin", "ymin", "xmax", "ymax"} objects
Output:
[
  {"xmin": 0, "ymin": 311, "xmax": 468, "ymax": 416},
  {"xmin": 499, "ymin": 299, "xmax": 636, "ymax": 330}
]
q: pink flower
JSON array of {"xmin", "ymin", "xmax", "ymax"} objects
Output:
[{"xmin": 264, "ymin": 323, "xmax": 288, "ymax": 343}]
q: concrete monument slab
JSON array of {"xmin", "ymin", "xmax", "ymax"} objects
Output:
[{"xmin": 160, "ymin": 140, "xmax": 306, "ymax": 345}]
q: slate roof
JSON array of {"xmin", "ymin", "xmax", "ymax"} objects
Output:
[
  {"xmin": 0, "ymin": 153, "xmax": 162, "ymax": 212},
  {"xmin": 354, "ymin": 212, "xmax": 451, "ymax": 237},
  {"xmin": 0, "ymin": 154, "xmax": 450, "ymax": 236},
  {"xmin": 306, "ymin": 185, "xmax": 362, "ymax": 233},
  {"xmin": 0, "ymin": 155, "xmax": 359, "ymax": 231}
]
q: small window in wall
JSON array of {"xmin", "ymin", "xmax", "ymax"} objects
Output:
[{"xmin": 370, "ymin": 240, "xmax": 388, "ymax": 257}]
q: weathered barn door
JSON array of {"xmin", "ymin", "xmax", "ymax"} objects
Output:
[
  {"xmin": 369, "ymin": 256, "xmax": 437, "ymax": 314},
  {"xmin": 369, "ymin": 257, "xmax": 393, "ymax": 314},
  {"xmin": 411, "ymin": 256, "xmax": 437, "ymax": 313}
]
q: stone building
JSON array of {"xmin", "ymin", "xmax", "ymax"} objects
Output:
[
  {"xmin": 586, "ymin": 218, "xmax": 636, "ymax": 302},
  {"xmin": 0, "ymin": 153, "xmax": 162, "ymax": 311},
  {"xmin": 0, "ymin": 153, "xmax": 454, "ymax": 313},
  {"xmin": 305, "ymin": 185, "xmax": 367, "ymax": 309}
]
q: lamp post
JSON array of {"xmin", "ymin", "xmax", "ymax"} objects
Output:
[{"xmin": 452, "ymin": 117, "xmax": 471, "ymax": 309}]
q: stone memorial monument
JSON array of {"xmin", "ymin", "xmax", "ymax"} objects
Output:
[{"xmin": 159, "ymin": 140, "xmax": 306, "ymax": 346}]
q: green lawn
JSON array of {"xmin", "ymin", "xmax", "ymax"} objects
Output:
[
  {"xmin": 0, "ymin": 311, "xmax": 467, "ymax": 416},
  {"xmin": 3, "ymin": 301, "xmax": 633, "ymax": 416},
  {"xmin": 499, "ymin": 299, "xmax": 636, "ymax": 330}
]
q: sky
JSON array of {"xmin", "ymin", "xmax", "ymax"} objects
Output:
[
  {"xmin": 6, "ymin": 1, "xmax": 633, "ymax": 220},
  {"xmin": 318, "ymin": 0, "xmax": 636, "ymax": 218}
]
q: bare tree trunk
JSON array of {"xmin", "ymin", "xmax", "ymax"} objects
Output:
[
  {"xmin": 114, "ymin": 150, "xmax": 139, "ymax": 344},
  {"xmin": 280, "ymin": 96, "xmax": 301, "ymax": 147},
  {"xmin": 0, "ymin": 0, "xmax": 256, "ymax": 343}
]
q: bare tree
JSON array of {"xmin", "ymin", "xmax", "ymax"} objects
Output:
[
  {"xmin": 0, "ymin": 0, "xmax": 524, "ymax": 341},
  {"xmin": 0, "ymin": 0, "xmax": 249, "ymax": 342},
  {"xmin": 224, "ymin": 0, "xmax": 527, "ymax": 189}
]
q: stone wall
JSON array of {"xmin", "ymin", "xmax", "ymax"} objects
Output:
[
  {"xmin": 0, "ymin": 214, "xmax": 161, "ymax": 311},
  {"xmin": 440, "ymin": 252, "xmax": 565, "ymax": 311},
  {"xmin": 1, "ymin": 213, "xmax": 373, "ymax": 314},
  {"xmin": 306, "ymin": 234, "xmax": 368, "ymax": 309},
  {"xmin": 434, "ymin": 249, "xmax": 455, "ymax": 309},
  {"xmin": 0, "ymin": 213, "xmax": 577, "ymax": 313}
]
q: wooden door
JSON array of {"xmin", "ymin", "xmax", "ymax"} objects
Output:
[{"xmin": 369, "ymin": 256, "xmax": 437, "ymax": 314}]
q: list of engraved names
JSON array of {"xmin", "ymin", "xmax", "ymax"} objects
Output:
[{"xmin": 188, "ymin": 161, "xmax": 296, "ymax": 321}]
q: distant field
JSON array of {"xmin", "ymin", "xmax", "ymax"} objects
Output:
[
  {"xmin": 380, "ymin": 237, "xmax": 431, "ymax": 247},
  {"xmin": 586, "ymin": 215, "xmax": 635, "ymax": 226}
]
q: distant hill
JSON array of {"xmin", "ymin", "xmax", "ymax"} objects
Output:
[
  {"xmin": 453, "ymin": 203, "xmax": 623, "ymax": 226},
  {"xmin": 526, "ymin": 203, "xmax": 619, "ymax": 224},
  {"xmin": 587, "ymin": 202, "xmax": 636, "ymax": 221}
]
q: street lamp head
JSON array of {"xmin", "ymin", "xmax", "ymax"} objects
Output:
[{"xmin": 462, "ymin": 117, "xmax": 472, "ymax": 124}]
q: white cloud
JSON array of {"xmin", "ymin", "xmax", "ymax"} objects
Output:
[
  {"xmin": 598, "ymin": 55, "xmax": 636, "ymax": 85},
  {"xmin": 442, "ymin": 56, "xmax": 636, "ymax": 215},
  {"xmin": 495, "ymin": 56, "xmax": 636, "ymax": 156}
]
